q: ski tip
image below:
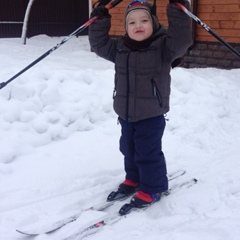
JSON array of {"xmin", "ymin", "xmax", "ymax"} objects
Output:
[{"xmin": 16, "ymin": 229, "xmax": 39, "ymax": 236}]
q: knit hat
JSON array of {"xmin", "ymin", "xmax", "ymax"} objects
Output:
[{"xmin": 125, "ymin": 0, "xmax": 160, "ymax": 33}]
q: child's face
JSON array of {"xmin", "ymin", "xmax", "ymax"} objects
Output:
[{"xmin": 126, "ymin": 9, "xmax": 153, "ymax": 41}]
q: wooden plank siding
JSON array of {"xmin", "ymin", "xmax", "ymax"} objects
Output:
[{"xmin": 196, "ymin": 0, "xmax": 240, "ymax": 43}]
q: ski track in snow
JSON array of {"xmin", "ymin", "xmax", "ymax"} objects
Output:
[{"xmin": 0, "ymin": 35, "xmax": 240, "ymax": 240}]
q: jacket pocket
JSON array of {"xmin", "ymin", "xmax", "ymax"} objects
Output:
[{"xmin": 151, "ymin": 79, "xmax": 162, "ymax": 107}]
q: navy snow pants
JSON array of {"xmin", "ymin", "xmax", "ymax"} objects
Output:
[{"xmin": 119, "ymin": 115, "xmax": 168, "ymax": 194}]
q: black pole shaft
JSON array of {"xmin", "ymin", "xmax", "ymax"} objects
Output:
[
  {"xmin": 0, "ymin": 0, "xmax": 123, "ymax": 90},
  {"xmin": 0, "ymin": 19, "xmax": 93, "ymax": 90},
  {"xmin": 176, "ymin": 3, "xmax": 240, "ymax": 59}
]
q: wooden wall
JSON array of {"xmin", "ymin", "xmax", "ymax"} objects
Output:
[{"xmin": 196, "ymin": 0, "xmax": 240, "ymax": 43}]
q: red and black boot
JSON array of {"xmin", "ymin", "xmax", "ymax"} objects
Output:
[
  {"xmin": 107, "ymin": 179, "xmax": 139, "ymax": 202},
  {"xmin": 119, "ymin": 190, "xmax": 162, "ymax": 215}
]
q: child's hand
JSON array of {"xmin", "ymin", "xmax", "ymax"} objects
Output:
[{"xmin": 91, "ymin": 5, "xmax": 109, "ymax": 17}]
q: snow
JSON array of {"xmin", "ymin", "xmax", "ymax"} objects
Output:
[{"xmin": 0, "ymin": 35, "xmax": 240, "ymax": 240}]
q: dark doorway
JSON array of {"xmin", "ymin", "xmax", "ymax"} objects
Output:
[{"xmin": 0, "ymin": 0, "xmax": 89, "ymax": 38}]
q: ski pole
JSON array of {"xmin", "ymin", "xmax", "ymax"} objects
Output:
[
  {"xmin": 175, "ymin": 2, "xmax": 240, "ymax": 59},
  {"xmin": 0, "ymin": 0, "xmax": 123, "ymax": 90}
]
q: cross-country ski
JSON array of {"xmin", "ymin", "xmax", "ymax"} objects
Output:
[{"xmin": 16, "ymin": 169, "xmax": 188, "ymax": 235}]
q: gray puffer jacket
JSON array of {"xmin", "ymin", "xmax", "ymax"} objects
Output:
[{"xmin": 89, "ymin": 3, "xmax": 192, "ymax": 122}]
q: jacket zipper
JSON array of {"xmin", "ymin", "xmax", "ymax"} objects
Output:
[
  {"xmin": 151, "ymin": 79, "xmax": 162, "ymax": 107},
  {"xmin": 126, "ymin": 52, "xmax": 131, "ymax": 121}
]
